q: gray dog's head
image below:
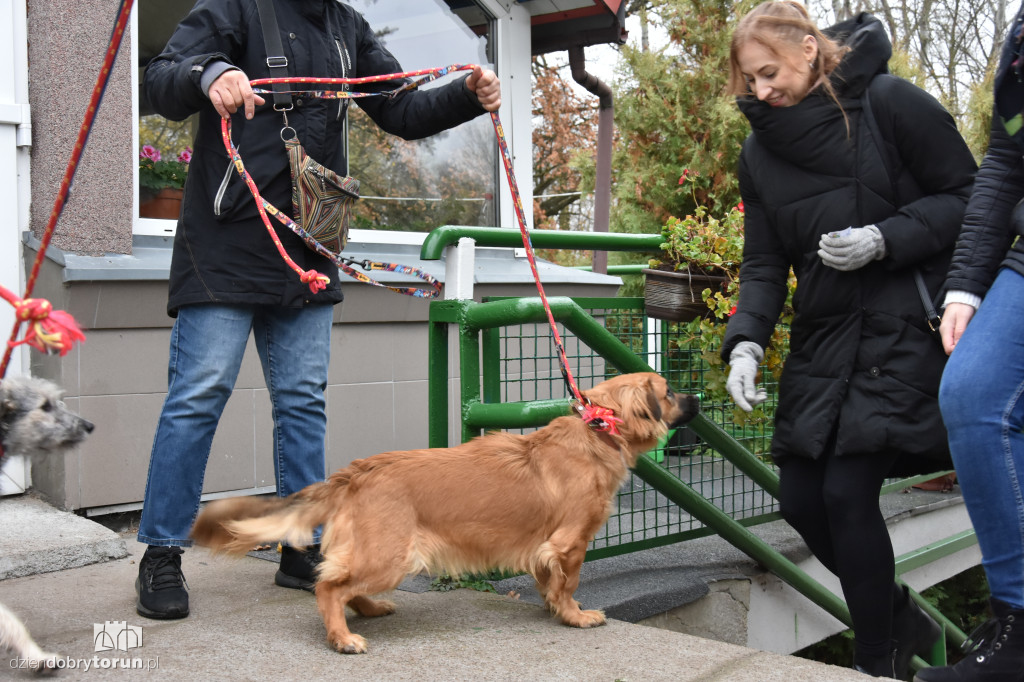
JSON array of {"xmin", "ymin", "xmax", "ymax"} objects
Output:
[{"xmin": 0, "ymin": 376, "xmax": 94, "ymax": 461}]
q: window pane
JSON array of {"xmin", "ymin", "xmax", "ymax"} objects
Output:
[
  {"xmin": 137, "ymin": 0, "xmax": 196, "ymax": 222},
  {"xmin": 136, "ymin": 0, "xmax": 498, "ymax": 231},
  {"xmin": 346, "ymin": 0, "xmax": 498, "ymax": 230}
]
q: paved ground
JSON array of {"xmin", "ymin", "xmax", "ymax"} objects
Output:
[{"xmin": 0, "ymin": 496, "xmax": 875, "ymax": 681}]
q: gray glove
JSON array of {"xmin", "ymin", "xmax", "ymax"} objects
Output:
[
  {"xmin": 725, "ymin": 341, "xmax": 767, "ymax": 412},
  {"xmin": 817, "ymin": 225, "xmax": 886, "ymax": 271}
]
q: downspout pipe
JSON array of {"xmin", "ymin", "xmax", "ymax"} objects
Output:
[{"xmin": 568, "ymin": 46, "xmax": 613, "ymax": 275}]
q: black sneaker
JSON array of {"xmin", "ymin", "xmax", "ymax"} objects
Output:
[
  {"xmin": 274, "ymin": 544, "xmax": 322, "ymax": 592},
  {"xmin": 136, "ymin": 546, "xmax": 189, "ymax": 619}
]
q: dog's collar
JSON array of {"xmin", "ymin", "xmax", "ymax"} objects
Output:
[{"xmin": 571, "ymin": 400, "xmax": 623, "ymax": 435}]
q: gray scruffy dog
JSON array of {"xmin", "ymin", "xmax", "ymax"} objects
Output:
[
  {"xmin": 0, "ymin": 375, "xmax": 94, "ymax": 463},
  {"xmin": 0, "ymin": 375, "xmax": 94, "ymax": 675}
]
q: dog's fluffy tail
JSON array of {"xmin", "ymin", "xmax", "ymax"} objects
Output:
[{"xmin": 191, "ymin": 482, "xmax": 333, "ymax": 556}]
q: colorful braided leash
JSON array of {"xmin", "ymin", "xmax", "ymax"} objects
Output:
[{"xmin": 228, "ymin": 64, "xmax": 621, "ymax": 433}]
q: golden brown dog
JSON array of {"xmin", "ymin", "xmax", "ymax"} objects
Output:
[{"xmin": 191, "ymin": 372, "xmax": 698, "ymax": 654}]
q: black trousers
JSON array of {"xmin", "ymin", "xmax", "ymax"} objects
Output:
[{"xmin": 778, "ymin": 449, "xmax": 901, "ymax": 658}]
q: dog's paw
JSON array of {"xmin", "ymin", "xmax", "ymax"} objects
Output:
[
  {"xmin": 328, "ymin": 632, "xmax": 368, "ymax": 654},
  {"xmin": 31, "ymin": 652, "xmax": 59, "ymax": 676},
  {"xmin": 562, "ymin": 608, "xmax": 606, "ymax": 628}
]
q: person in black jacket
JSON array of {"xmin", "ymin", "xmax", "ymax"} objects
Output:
[
  {"xmin": 915, "ymin": 5, "xmax": 1024, "ymax": 682},
  {"xmin": 721, "ymin": 2, "xmax": 977, "ymax": 676},
  {"xmin": 134, "ymin": 0, "xmax": 500, "ymax": 621}
]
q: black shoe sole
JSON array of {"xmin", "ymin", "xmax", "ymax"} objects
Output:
[
  {"xmin": 275, "ymin": 569, "xmax": 315, "ymax": 592},
  {"xmin": 135, "ymin": 576, "xmax": 189, "ymax": 620}
]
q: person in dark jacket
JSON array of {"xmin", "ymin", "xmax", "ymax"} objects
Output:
[
  {"xmin": 915, "ymin": 5, "xmax": 1024, "ymax": 681},
  {"xmin": 134, "ymin": 0, "xmax": 500, "ymax": 621},
  {"xmin": 721, "ymin": 1, "xmax": 976, "ymax": 676}
]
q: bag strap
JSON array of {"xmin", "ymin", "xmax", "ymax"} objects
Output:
[
  {"xmin": 253, "ymin": 0, "xmax": 292, "ymax": 112},
  {"xmin": 862, "ymin": 86, "xmax": 941, "ymax": 331}
]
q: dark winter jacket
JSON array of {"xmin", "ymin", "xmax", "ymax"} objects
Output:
[
  {"xmin": 944, "ymin": 2, "xmax": 1024, "ymax": 298},
  {"xmin": 721, "ymin": 13, "xmax": 977, "ymax": 472},
  {"xmin": 143, "ymin": 0, "xmax": 489, "ymax": 316}
]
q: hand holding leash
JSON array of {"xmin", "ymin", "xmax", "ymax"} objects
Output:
[
  {"xmin": 209, "ymin": 69, "xmax": 265, "ymax": 119},
  {"xmin": 464, "ymin": 66, "xmax": 501, "ymax": 111}
]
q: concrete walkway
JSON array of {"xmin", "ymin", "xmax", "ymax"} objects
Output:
[{"xmin": 0, "ymin": 495, "xmax": 877, "ymax": 681}]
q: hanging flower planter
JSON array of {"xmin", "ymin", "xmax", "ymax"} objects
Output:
[{"xmin": 643, "ymin": 267, "xmax": 728, "ymax": 322}]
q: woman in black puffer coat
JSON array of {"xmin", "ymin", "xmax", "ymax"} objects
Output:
[{"xmin": 720, "ymin": 2, "xmax": 976, "ymax": 677}]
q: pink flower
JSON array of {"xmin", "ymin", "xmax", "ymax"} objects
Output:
[
  {"xmin": 177, "ymin": 147, "xmax": 192, "ymax": 164},
  {"xmin": 140, "ymin": 145, "xmax": 161, "ymax": 162}
]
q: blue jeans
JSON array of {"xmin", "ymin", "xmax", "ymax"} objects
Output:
[
  {"xmin": 939, "ymin": 267, "xmax": 1024, "ymax": 610},
  {"xmin": 137, "ymin": 303, "xmax": 333, "ymax": 547}
]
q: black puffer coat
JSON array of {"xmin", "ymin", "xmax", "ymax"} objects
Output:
[
  {"xmin": 143, "ymin": 0, "xmax": 489, "ymax": 315},
  {"xmin": 945, "ymin": 2, "xmax": 1024, "ymax": 297},
  {"xmin": 721, "ymin": 14, "xmax": 977, "ymax": 473}
]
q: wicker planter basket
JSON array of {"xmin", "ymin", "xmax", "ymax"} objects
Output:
[{"xmin": 642, "ymin": 267, "xmax": 728, "ymax": 322}]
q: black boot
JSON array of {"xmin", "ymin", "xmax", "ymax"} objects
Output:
[
  {"xmin": 914, "ymin": 598, "xmax": 1024, "ymax": 681},
  {"xmin": 893, "ymin": 585, "xmax": 942, "ymax": 678},
  {"xmin": 274, "ymin": 544, "xmax": 322, "ymax": 592},
  {"xmin": 854, "ymin": 649, "xmax": 896, "ymax": 678}
]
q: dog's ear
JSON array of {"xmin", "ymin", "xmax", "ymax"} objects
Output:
[
  {"xmin": 0, "ymin": 383, "xmax": 13, "ymax": 421},
  {"xmin": 645, "ymin": 378, "xmax": 663, "ymax": 423}
]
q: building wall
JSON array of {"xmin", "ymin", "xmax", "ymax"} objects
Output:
[{"xmin": 27, "ymin": 0, "xmax": 133, "ymax": 255}]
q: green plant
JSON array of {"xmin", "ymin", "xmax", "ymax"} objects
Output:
[
  {"xmin": 649, "ymin": 198, "xmax": 745, "ymax": 278},
  {"xmin": 429, "ymin": 573, "xmax": 498, "ymax": 593},
  {"xmin": 139, "ymin": 144, "xmax": 190, "ymax": 192}
]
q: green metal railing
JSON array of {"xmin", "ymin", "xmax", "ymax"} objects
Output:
[{"xmin": 421, "ymin": 227, "xmax": 973, "ymax": 660}]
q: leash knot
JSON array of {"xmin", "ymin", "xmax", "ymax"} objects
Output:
[
  {"xmin": 579, "ymin": 403, "xmax": 623, "ymax": 435},
  {"xmin": 300, "ymin": 270, "xmax": 331, "ymax": 293},
  {"xmin": 13, "ymin": 307, "xmax": 85, "ymax": 357},
  {"xmin": 0, "ymin": 285, "xmax": 86, "ymax": 358}
]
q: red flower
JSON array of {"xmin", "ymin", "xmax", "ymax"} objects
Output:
[
  {"xmin": 727, "ymin": 305, "xmax": 737, "ymax": 317},
  {"xmin": 678, "ymin": 169, "xmax": 700, "ymax": 185},
  {"xmin": 736, "ymin": 202, "xmax": 745, "ymax": 213}
]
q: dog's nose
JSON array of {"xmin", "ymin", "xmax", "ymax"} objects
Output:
[
  {"xmin": 82, "ymin": 419, "xmax": 95, "ymax": 433},
  {"xmin": 683, "ymin": 394, "xmax": 700, "ymax": 415}
]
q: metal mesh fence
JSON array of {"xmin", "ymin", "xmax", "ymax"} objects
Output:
[{"xmin": 484, "ymin": 297, "xmax": 784, "ymax": 560}]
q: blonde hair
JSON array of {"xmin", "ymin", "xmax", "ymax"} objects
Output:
[{"xmin": 727, "ymin": 1, "xmax": 848, "ymax": 105}]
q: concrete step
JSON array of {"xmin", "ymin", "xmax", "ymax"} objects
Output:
[
  {"xmin": 0, "ymin": 529, "xmax": 872, "ymax": 680},
  {"xmin": 0, "ymin": 494, "xmax": 127, "ymax": 580},
  {"xmin": 493, "ymin": 485, "xmax": 978, "ymax": 654}
]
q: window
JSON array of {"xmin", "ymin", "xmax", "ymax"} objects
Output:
[
  {"xmin": 133, "ymin": 0, "xmax": 195, "ymax": 235},
  {"xmin": 132, "ymin": 0, "xmax": 498, "ymax": 236},
  {"xmin": 345, "ymin": 0, "xmax": 499, "ymax": 232}
]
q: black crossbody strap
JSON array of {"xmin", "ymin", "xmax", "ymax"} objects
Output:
[
  {"xmin": 862, "ymin": 86, "xmax": 941, "ymax": 331},
  {"xmin": 254, "ymin": 0, "xmax": 292, "ymax": 111}
]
